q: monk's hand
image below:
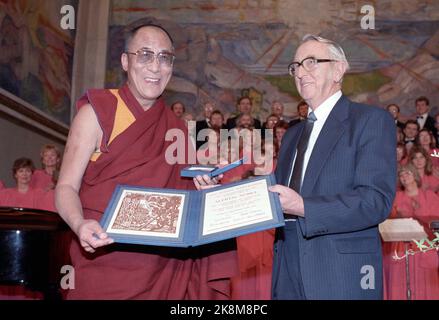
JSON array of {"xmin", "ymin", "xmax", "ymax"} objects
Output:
[
  {"xmin": 74, "ymin": 219, "xmax": 114, "ymax": 253},
  {"xmin": 269, "ymin": 184, "xmax": 305, "ymax": 217},
  {"xmin": 193, "ymin": 174, "xmax": 223, "ymax": 190}
]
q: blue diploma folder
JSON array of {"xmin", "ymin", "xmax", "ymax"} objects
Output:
[
  {"xmin": 100, "ymin": 174, "xmax": 284, "ymax": 247},
  {"xmin": 180, "ymin": 158, "xmax": 246, "ymax": 178}
]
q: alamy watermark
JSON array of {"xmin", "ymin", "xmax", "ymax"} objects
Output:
[
  {"xmin": 60, "ymin": 264, "xmax": 75, "ymax": 290},
  {"xmin": 60, "ymin": 5, "xmax": 75, "ymax": 30},
  {"xmin": 360, "ymin": 4, "xmax": 375, "ymax": 30},
  {"xmin": 360, "ymin": 265, "xmax": 375, "ymax": 290}
]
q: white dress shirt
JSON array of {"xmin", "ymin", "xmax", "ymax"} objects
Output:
[
  {"xmin": 417, "ymin": 112, "xmax": 428, "ymax": 130},
  {"xmin": 287, "ymin": 91, "xmax": 342, "ymax": 188}
]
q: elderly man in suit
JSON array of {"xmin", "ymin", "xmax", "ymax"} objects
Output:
[{"xmin": 269, "ymin": 35, "xmax": 396, "ymax": 300}]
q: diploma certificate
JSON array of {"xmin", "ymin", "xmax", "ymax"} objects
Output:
[{"xmin": 100, "ymin": 174, "xmax": 284, "ymax": 247}]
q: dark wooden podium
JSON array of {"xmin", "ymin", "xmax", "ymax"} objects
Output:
[{"xmin": 0, "ymin": 207, "xmax": 71, "ymax": 299}]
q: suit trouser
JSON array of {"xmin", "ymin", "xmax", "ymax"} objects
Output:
[{"xmin": 272, "ymin": 220, "xmax": 306, "ymax": 300}]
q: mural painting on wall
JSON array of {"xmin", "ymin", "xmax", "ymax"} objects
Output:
[
  {"xmin": 105, "ymin": 0, "xmax": 439, "ymax": 122},
  {"xmin": 0, "ymin": 0, "xmax": 76, "ymax": 125}
]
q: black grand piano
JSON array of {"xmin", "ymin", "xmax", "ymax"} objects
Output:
[{"xmin": 0, "ymin": 207, "xmax": 71, "ymax": 299}]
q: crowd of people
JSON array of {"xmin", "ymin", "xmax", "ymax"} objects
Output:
[
  {"xmin": 1, "ymin": 95, "xmax": 438, "ymax": 300},
  {"xmin": 383, "ymin": 96, "xmax": 439, "ymax": 300},
  {"xmin": 0, "ymin": 22, "xmax": 437, "ymax": 300},
  {"xmin": 0, "ymin": 144, "xmax": 62, "ymax": 299}
]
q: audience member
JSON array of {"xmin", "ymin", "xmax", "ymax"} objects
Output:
[
  {"xmin": 396, "ymin": 142, "xmax": 408, "ymax": 167},
  {"xmin": 383, "ymin": 164, "xmax": 439, "ymax": 300},
  {"xmin": 269, "ymin": 101, "xmax": 288, "ymax": 122},
  {"xmin": 262, "ymin": 114, "xmax": 279, "ymax": 140},
  {"xmin": 0, "ymin": 157, "xmax": 55, "ymax": 211},
  {"xmin": 415, "ymin": 96, "xmax": 437, "ymax": 144},
  {"xmin": 273, "ymin": 120, "xmax": 289, "ymax": 150},
  {"xmin": 230, "ymin": 144, "xmax": 275, "ymax": 300},
  {"xmin": 288, "ymin": 101, "xmax": 308, "ymax": 127},
  {"xmin": 195, "ymin": 102, "xmax": 215, "ymax": 149},
  {"xmin": 416, "ymin": 129, "xmax": 439, "ymax": 167},
  {"xmin": 30, "ymin": 144, "xmax": 61, "ymax": 190},
  {"xmin": 170, "ymin": 101, "xmax": 185, "ymax": 119},
  {"xmin": 396, "ymin": 126, "xmax": 404, "ymax": 144},
  {"xmin": 386, "ymin": 103, "xmax": 405, "ymax": 129},
  {"xmin": 434, "ymin": 113, "xmax": 439, "ymax": 146},
  {"xmin": 403, "ymin": 120, "xmax": 419, "ymax": 152},
  {"xmin": 226, "ymin": 97, "xmax": 261, "ymax": 130},
  {"xmin": 408, "ymin": 146, "xmax": 439, "ymax": 193}
]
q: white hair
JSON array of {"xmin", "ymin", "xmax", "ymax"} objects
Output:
[{"xmin": 302, "ymin": 34, "xmax": 350, "ymax": 71}]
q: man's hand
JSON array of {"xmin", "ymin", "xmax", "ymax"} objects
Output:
[
  {"xmin": 74, "ymin": 219, "xmax": 114, "ymax": 253},
  {"xmin": 269, "ymin": 184, "xmax": 305, "ymax": 217},
  {"xmin": 193, "ymin": 174, "xmax": 223, "ymax": 190}
]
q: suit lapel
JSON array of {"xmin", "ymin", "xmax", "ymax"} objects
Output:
[
  {"xmin": 276, "ymin": 123, "xmax": 305, "ymax": 186},
  {"xmin": 301, "ymin": 96, "xmax": 350, "ymax": 195}
]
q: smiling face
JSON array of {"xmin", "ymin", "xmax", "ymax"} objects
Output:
[
  {"xmin": 42, "ymin": 148, "xmax": 59, "ymax": 168},
  {"xmin": 418, "ymin": 131, "xmax": 432, "ymax": 146},
  {"xmin": 238, "ymin": 114, "xmax": 253, "ymax": 129},
  {"xmin": 411, "ymin": 152, "xmax": 427, "ymax": 170},
  {"xmin": 121, "ymin": 26, "xmax": 173, "ymax": 109},
  {"xmin": 271, "ymin": 102, "xmax": 283, "ymax": 117},
  {"xmin": 293, "ymin": 40, "xmax": 345, "ymax": 109},
  {"xmin": 210, "ymin": 113, "xmax": 223, "ymax": 128},
  {"xmin": 172, "ymin": 102, "xmax": 185, "ymax": 118},
  {"xmin": 298, "ymin": 104, "xmax": 309, "ymax": 118},
  {"xmin": 404, "ymin": 123, "xmax": 418, "ymax": 139},
  {"xmin": 416, "ymin": 100, "xmax": 429, "ymax": 115},
  {"xmin": 14, "ymin": 167, "xmax": 32, "ymax": 186},
  {"xmin": 399, "ymin": 169, "xmax": 416, "ymax": 188}
]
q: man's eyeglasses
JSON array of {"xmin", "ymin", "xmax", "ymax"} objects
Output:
[
  {"xmin": 125, "ymin": 49, "xmax": 175, "ymax": 67},
  {"xmin": 288, "ymin": 57, "xmax": 336, "ymax": 77}
]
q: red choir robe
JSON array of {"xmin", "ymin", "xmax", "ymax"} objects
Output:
[
  {"xmin": 428, "ymin": 148, "xmax": 439, "ymax": 167},
  {"xmin": 0, "ymin": 180, "xmax": 4, "ymax": 189},
  {"xmin": 421, "ymin": 174, "xmax": 439, "ymax": 193},
  {"xmin": 222, "ymin": 157, "xmax": 275, "ymax": 300},
  {"xmin": 0, "ymin": 187, "xmax": 55, "ymax": 211},
  {"xmin": 66, "ymin": 84, "xmax": 238, "ymax": 299},
  {"xmin": 30, "ymin": 169, "xmax": 55, "ymax": 190},
  {"xmin": 383, "ymin": 189, "xmax": 439, "ymax": 300}
]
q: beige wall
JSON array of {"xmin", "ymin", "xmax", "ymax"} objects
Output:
[{"xmin": 0, "ymin": 112, "xmax": 64, "ymax": 187}]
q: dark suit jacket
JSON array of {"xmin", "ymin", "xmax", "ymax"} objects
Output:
[
  {"xmin": 273, "ymin": 95, "xmax": 396, "ymax": 299},
  {"xmin": 288, "ymin": 118, "xmax": 305, "ymax": 128},
  {"xmin": 226, "ymin": 115, "xmax": 261, "ymax": 130},
  {"xmin": 422, "ymin": 115, "xmax": 438, "ymax": 146},
  {"xmin": 196, "ymin": 119, "xmax": 210, "ymax": 150},
  {"xmin": 395, "ymin": 120, "xmax": 405, "ymax": 130}
]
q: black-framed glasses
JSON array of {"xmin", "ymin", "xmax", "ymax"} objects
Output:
[
  {"xmin": 288, "ymin": 57, "xmax": 336, "ymax": 76},
  {"xmin": 125, "ymin": 49, "xmax": 175, "ymax": 67}
]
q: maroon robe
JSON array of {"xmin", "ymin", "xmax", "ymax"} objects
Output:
[{"xmin": 67, "ymin": 84, "xmax": 237, "ymax": 299}]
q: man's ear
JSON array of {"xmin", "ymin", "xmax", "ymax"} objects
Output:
[
  {"xmin": 121, "ymin": 53, "xmax": 128, "ymax": 72},
  {"xmin": 333, "ymin": 61, "xmax": 347, "ymax": 83}
]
